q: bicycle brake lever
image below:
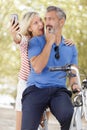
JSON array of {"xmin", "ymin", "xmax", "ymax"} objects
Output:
[
  {"xmin": 72, "ymin": 89, "xmax": 79, "ymax": 94},
  {"xmin": 68, "ymin": 72, "xmax": 76, "ymax": 77}
]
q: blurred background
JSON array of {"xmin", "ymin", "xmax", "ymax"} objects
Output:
[{"xmin": 0, "ymin": 0, "xmax": 87, "ymax": 108}]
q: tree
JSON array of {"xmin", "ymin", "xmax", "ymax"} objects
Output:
[{"xmin": 0, "ymin": 0, "xmax": 87, "ymax": 96}]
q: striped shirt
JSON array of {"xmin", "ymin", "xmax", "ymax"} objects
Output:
[{"xmin": 18, "ymin": 36, "xmax": 30, "ymax": 80}]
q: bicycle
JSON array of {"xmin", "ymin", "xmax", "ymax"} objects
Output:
[
  {"xmin": 49, "ymin": 64, "xmax": 87, "ymax": 130},
  {"xmin": 38, "ymin": 64, "xmax": 87, "ymax": 130}
]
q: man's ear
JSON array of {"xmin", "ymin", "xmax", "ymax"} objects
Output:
[{"xmin": 60, "ymin": 18, "xmax": 65, "ymax": 27}]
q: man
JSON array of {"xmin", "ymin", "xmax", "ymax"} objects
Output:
[{"xmin": 21, "ymin": 6, "xmax": 80, "ymax": 130}]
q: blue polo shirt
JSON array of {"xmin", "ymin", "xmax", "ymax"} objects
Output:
[{"xmin": 27, "ymin": 35, "xmax": 78, "ymax": 88}]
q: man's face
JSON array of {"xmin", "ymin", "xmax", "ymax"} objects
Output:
[{"xmin": 44, "ymin": 11, "xmax": 62, "ymax": 33}]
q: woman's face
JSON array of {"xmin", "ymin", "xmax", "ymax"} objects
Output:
[{"xmin": 29, "ymin": 15, "xmax": 44, "ymax": 37}]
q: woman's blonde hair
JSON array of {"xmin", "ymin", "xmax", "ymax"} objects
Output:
[{"xmin": 20, "ymin": 12, "xmax": 39, "ymax": 37}]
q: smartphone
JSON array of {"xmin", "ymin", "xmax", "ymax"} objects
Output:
[{"xmin": 10, "ymin": 14, "xmax": 18, "ymax": 25}]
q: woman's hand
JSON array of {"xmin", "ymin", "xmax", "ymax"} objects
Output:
[
  {"xmin": 64, "ymin": 39, "xmax": 75, "ymax": 46},
  {"xmin": 9, "ymin": 19, "xmax": 21, "ymax": 44}
]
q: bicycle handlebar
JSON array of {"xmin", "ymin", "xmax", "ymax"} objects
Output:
[
  {"xmin": 49, "ymin": 64, "xmax": 71, "ymax": 72},
  {"xmin": 49, "ymin": 64, "xmax": 82, "ymax": 89}
]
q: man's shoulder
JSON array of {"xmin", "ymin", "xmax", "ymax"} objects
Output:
[{"xmin": 61, "ymin": 36, "xmax": 77, "ymax": 49}]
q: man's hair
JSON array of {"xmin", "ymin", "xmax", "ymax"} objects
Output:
[{"xmin": 46, "ymin": 6, "xmax": 66, "ymax": 20}]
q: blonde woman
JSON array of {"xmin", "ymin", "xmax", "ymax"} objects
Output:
[
  {"xmin": 10, "ymin": 11, "xmax": 74, "ymax": 130},
  {"xmin": 10, "ymin": 12, "xmax": 44, "ymax": 130}
]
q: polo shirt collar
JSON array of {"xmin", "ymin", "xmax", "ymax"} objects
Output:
[{"xmin": 53, "ymin": 36, "xmax": 66, "ymax": 48}]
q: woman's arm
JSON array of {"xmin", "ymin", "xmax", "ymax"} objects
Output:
[{"xmin": 9, "ymin": 19, "xmax": 22, "ymax": 44}]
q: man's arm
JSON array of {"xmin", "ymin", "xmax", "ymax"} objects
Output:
[
  {"xmin": 30, "ymin": 28, "xmax": 56, "ymax": 73},
  {"xmin": 30, "ymin": 42, "xmax": 52, "ymax": 73},
  {"xmin": 69, "ymin": 65, "xmax": 81, "ymax": 92}
]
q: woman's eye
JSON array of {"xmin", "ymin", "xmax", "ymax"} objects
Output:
[{"xmin": 34, "ymin": 22, "xmax": 38, "ymax": 25}]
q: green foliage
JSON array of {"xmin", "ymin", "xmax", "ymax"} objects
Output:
[{"xmin": 0, "ymin": 0, "xmax": 87, "ymax": 96}]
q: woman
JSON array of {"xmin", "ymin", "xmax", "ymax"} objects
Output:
[{"xmin": 10, "ymin": 11, "xmax": 74, "ymax": 130}]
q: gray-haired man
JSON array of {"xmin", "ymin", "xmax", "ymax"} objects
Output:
[{"xmin": 21, "ymin": 6, "xmax": 80, "ymax": 130}]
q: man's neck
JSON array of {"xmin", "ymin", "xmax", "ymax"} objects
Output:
[{"xmin": 55, "ymin": 32, "xmax": 62, "ymax": 46}]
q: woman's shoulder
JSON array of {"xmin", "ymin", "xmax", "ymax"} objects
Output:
[{"xmin": 30, "ymin": 35, "xmax": 45, "ymax": 42}]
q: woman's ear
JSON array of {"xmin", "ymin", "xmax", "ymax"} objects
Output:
[
  {"xmin": 27, "ymin": 27, "xmax": 33, "ymax": 37},
  {"xmin": 28, "ymin": 26, "xmax": 32, "ymax": 32}
]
